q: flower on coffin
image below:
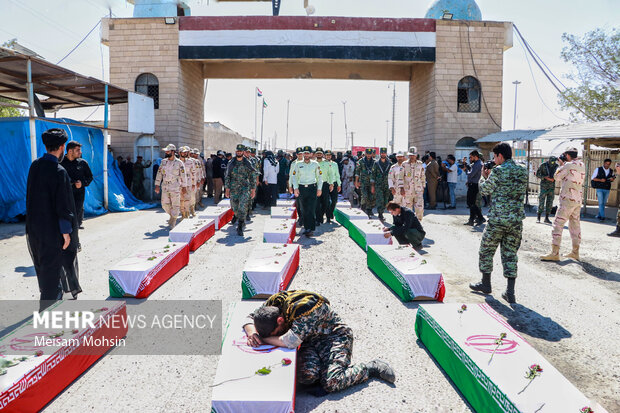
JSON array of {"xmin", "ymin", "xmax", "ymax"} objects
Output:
[
  {"xmin": 147, "ymin": 256, "xmax": 157, "ymax": 261},
  {"xmin": 458, "ymin": 304, "xmax": 467, "ymax": 314},
  {"xmin": 72, "ymin": 329, "xmax": 79, "ymax": 334},
  {"xmin": 274, "ymin": 261, "xmax": 279, "ymax": 264},
  {"xmin": 488, "ymin": 332, "xmax": 507, "ymax": 364},
  {"xmin": 518, "ymin": 363, "xmax": 543, "ymax": 394},
  {"xmin": 282, "ymin": 358, "xmax": 292, "ymax": 365},
  {"xmin": 34, "ymin": 350, "xmax": 43, "ymax": 357},
  {"xmin": 48, "ymin": 331, "xmax": 65, "ymax": 339},
  {"xmin": 256, "ymin": 367, "xmax": 272, "ymax": 375},
  {"xmin": 580, "ymin": 408, "xmax": 594, "ymax": 413}
]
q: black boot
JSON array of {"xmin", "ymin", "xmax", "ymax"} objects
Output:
[
  {"xmin": 544, "ymin": 214, "xmax": 552, "ymax": 224},
  {"xmin": 366, "ymin": 209, "xmax": 375, "ymax": 218},
  {"xmin": 378, "ymin": 212, "xmax": 384, "ymax": 221},
  {"xmin": 469, "ymin": 272, "xmax": 492, "ymax": 294},
  {"xmin": 231, "ymin": 215, "xmax": 237, "ymax": 225},
  {"xmin": 502, "ymin": 278, "xmax": 516, "ymax": 303},
  {"xmin": 236, "ymin": 220, "xmax": 244, "ymax": 236},
  {"xmin": 367, "ymin": 359, "xmax": 395, "ymax": 384},
  {"xmin": 537, "ymin": 213, "xmax": 541, "ymax": 222},
  {"xmin": 608, "ymin": 226, "xmax": 620, "ymax": 238},
  {"xmin": 464, "ymin": 220, "xmax": 475, "ymax": 226}
]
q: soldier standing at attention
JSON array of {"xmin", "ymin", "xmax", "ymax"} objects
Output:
[
  {"xmin": 191, "ymin": 148, "xmax": 205, "ymax": 208},
  {"xmin": 291, "ymin": 146, "xmax": 323, "ymax": 237},
  {"xmin": 289, "ymin": 147, "xmax": 305, "ymax": 226},
  {"xmin": 179, "ymin": 147, "xmax": 197, "ymax": 218},
  {"xmin": 535, "ymin": 156, "xmax": 558, "ymax": 223},
  {"xmin": 540, "ymin": 147, "xmax": 586, "ymax": 261},
  {"xmin": 371, "ymin": 148, "xmax": 391, "ymax": 221},
  {"xmin": 243, "ymin": 290, "xmax": 395, "ymax": 394},
  {"xmin": 403, "ymin": 147, "xmax": 426, "ymax": 221},
  {"xmin": 323, "ymin": 150, "xmax": 341, "ymax": 224},
  {"xmin": 154, "ymin": 144, "xmax": 188, "ymax": 228},
  {"xmin": 225, "ymin": 144, "xmax": 256, "ymax": 236},
  {"xmin": 388, "ymin": 151, "xmax": 407, "ymax": 207},
  {"xmin": 469, "ymin": 143, "xmax": 528, "ymax": 304},
  {"xmin": 314, "ymin": 148, "xmax": 329, "ymax": 225},
  {"xmin": 355, "ymin": 148, "xmax": 376, "ymax": 218}
]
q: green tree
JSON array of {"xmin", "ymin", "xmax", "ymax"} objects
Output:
[
  {"xmin": 0, "ymin": 38, "xmax": 24, "ymax": 118},
  {"xmin": 559, "ymin": 28, "xmax": 619, "ymax": 121}
]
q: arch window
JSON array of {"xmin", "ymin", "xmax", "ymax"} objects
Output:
[
  {"xmin": 457, "ymin": 76, "xmax": 481, "ymax": 113},
  {"xmin": 135, "ymin": 73, "xmax": 159, "ymax": 109}
]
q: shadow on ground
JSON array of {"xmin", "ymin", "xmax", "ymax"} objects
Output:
[
  {"xmin": 15, "ymin": 265, "xmax": 36, "ymax": 277},
  {"xmin": 484, "ymin": 296, "xmax": 571, "ymax": 342}
]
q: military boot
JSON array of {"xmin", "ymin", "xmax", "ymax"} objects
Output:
[
  {"xmin": 367, "ymin": 359, "xmax": 396, "ymax": 384},
  {"xmin": 565, "ymin": 243, "xmax": 580, "ymax": 261},
  {"xmin": 469, "ymin": 272, "xmax": 492, "ymax": 294},
  {"xmin": 608, "ymin": 226, "xmax": 620, "ymax": 237},
  {"xmin": 236, "ymin": 219, "xmax": 244, "ymax": 236},
  {"xmin": 230, "ymin": 215, "xmax": 237, "ymax": 225},
  {"xmin": 378, "ymin": 212, "xmax": 385, "ymax": 221},
  {"xmin": 502, "ymin": 278, "xmax": 516, "ymax": 304},
  {"xmin": 544, "ymin": 214, "xmax": 552, "ymax": 224},
  {"xmin": 168, "ymin": 216, "xmax": 176, "ymax": 228},
  {"xmin": 537, "ymin": 212, "xmax": 541, "ymax": 222},
  {"xmin": 189, "ymin": 205, "xmax": 196, "ymax": 218},
  {"xmin": 540, "ymin": 245, "xmax": 560, "ymax": 261}
]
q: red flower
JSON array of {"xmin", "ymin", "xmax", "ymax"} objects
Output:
[
  {"xmin": 580, "ymin": 407, "xmax": 594, "ymax": 413},
  {"xmin": 72, "ymin": 329, "xmax": 79, "ymax": 334},
  {"xmin": 34, "ymin": 350, "xmax": 43, "ymax": 357},
  {"xmin": 282, "ymin": 358, "xmax": 292, "ymax": 365},
  {"xmin": 101, "ymin": 307, "xmax": 109, "ymax": 311}
]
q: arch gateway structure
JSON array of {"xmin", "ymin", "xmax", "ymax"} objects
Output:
[{"xmin": 101, "ymin": 14, "xmax": 512, "ymax": 157}]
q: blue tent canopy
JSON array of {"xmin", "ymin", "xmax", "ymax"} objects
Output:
[{"xmin": 0, "ymin": 117, "xmax": 156, "ymax": 222}]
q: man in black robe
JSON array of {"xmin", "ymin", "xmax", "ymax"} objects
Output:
[
  {"xmin": 26, "ymin": 129, "xmax": 81, "ymax": 311},
  {"xmin": 60, "ymin": 141, "xmax": 93, "ymax": 229}
]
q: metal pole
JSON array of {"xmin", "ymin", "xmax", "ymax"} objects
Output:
[
  {"xmin": 150, "ymin": 135, "xmax": 154, "ymax": 201},
  {"xmin": 525, "ymin": 140, "xmax": 531, "ymax": 209},
  {"xmin": 103, "ymin": 84, "xmax": 109, "ymax": 210},
  {"xmin": 385, "ymin": 120, "xmax": 389, "ymax": 148},
  {"xmin": 582, "ymin": 140, "xmax": 591, "ymax": 217},
  {"xmin": 342, "ymin": 101, "xmax": 348, "ymax": 149},
  {"xmin": 350, "ymin": 131, "xmax": 355, "ymax": 150},
  {"xmin": 254, "ymin": 87, "xmax": 258, "ymax": 141},
  {"xmin": 512, "ymin": 80, "xmax": 521, "ymax": 130},
  {"xmin": 286, "ymin": 99, "xmax": 290, "ymax": 151},
  {"xmin": 330, "ymin": 111, "xmax": 334, "ymax": 149},
  {"xmin": 260, "ymin": 99, "xmax": 265, "ymax": 151},
  {"xmin": 26, "ymin": 59, "xmax": 37, "ymax": 162},
  {"xmin": 391, "ymin": 82, "xmax": 396, "ymax": 153}
]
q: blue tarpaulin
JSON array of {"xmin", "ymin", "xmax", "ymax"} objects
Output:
[{"xmin": 0, "ymin": 117, "xmax": 156, "ymax": 222}]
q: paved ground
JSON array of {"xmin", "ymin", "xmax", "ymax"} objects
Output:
[{"xmin": 0, "ymin": 199, "xmax": 618, "ymax": 412}]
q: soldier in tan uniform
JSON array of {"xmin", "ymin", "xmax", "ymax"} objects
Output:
[
  {"xmin": 191, "ymin": 148, "xmax": 205, "ymax": 208},
  {"xmin": 154, "ymin": 144, "xmax": 188, "ymax": 228},
  {"xmin": 388, "ymin": 151, "xmax": 407, "ymax": 206},
  {"xmin": 541, "ymin": 147, "xmax": 586, "ymax": 261},
  {"xmin": 403, "ymin": 147, "xmax": 426, "ymax": 221},
  {"xmin": 179, "ymin": 146, "xmax": 197, "ymax": 218}
]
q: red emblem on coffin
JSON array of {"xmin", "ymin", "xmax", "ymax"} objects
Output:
[{"xmin": 465, "ymin": 335, "xmax": 519, "ymax": 354}]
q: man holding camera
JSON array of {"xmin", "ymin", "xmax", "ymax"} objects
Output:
[
  {"xmin": 462, "ymin": 151, "xmax": 486, "ymax": 226},
  {"xmin": 535, "ymin": 156, "xmax": 558, "ymax": 223},
  {"xmin": 469, "ymin": 143, "xmax": 527, "ymax": 304},
  {"xmin": 541, "ymin": 147, "xmax": 586, "ymax": 261},
  {"xmin": 591, "ymin": 158, "xmax": 616, "ymax": 221}
]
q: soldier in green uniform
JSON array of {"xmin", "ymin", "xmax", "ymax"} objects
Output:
[
  {"xmin": 289, "ymin": 147, "xmax": 304, "ymax": 226},
  {"xmin": 314, "ymin": 147, "xmax": 329, "ymax": 225},
  {"xmin": 225, "ymin": 144, "xmax": 256, "ymax": 236},
  {"xmin": 371, "ymin": 148, "xmax": 391, "ymax": 221},
  {"xmin": 535, "ymin": 156, "xmax": 558, "ymax": 223},
  {"xmin": 291, "ymin": 146, "xmax": 323, "ymax": 236},
  {"xmin": 470, "ymin": 143, "xmax": 528, "ymax": 304},
  {"xmin": 355, "ymin": 148, "xmax": 376, "ymax": 218},
  {"xmin": 240, "ymin": 146, "xmax": 259, "ymax": 222},
  {"xmin": 243, "ymin": 290, "xmax": 395, "ymax": 394},
  {"xmin": 323, "ymin": 150, "xmax": 341, "ymax": 224}
]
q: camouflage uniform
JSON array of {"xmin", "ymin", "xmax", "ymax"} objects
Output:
[
  {"xmin": 246, "ymin": 154, "xmax": 259, "ymax": 217},
  {"xmin": 536, "ymin": 159, "xmax": 558, "ymax": 216},
  {"xmin": 154, "ymin": 156, "xmax": 187, "ymax": 224},
  {"xmin": 388, "ymin": 161, "xmax": 407, "ymax": 206},
  {"xmin": 551, "ymin": 159, "xmax": 585, "ymax": 247},
  {"xmin": 191, "ymin": 149, "xmax": 205, "ymax": 207},
  {"xmin": 478, "ymin": 159, "xmax": 528, "ymax": 278},
  {"xmin": 372, "ymin": 157, "xmax": 391, "ymax": 215},
  {"xmin": 180, "ymin": 151, "xmax": 196, "ymax": 218},
  {"xmin": 225, "ymin": 156, "xmax": 256, "ymax": 221},
  {"xmin": 403, "ymin": 159, "xmax": 426, "ymax": 221},
  {"xmin": 355, "ymin": 156, "xmax": 376, "ymax": 213}
]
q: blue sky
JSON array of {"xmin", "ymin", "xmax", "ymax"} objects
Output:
[{"xmin": 1, "ymin": 0, "xmax": 618, "ymax": 151}]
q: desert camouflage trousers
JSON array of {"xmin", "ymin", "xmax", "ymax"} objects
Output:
[
  {"xmin": 297, "ymin": 327, "xmax": 369, "ymax": 393},
  {"xmin": 405, "ymin": 191, "xmax": 424, "ymax": 221},
  {"xmin": 552, "ymin": 203, "xmax": 581, "ymax": 247},
  {"xmin": 161, "ymin": 188, "xmax": 181, "ymax": 218},
  {"xmin": 479, "ymin": 220, "xmax": 523, "ymax": 279}
]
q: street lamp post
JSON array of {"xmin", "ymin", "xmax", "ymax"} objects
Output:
[
  {"xmin": 512, "ymin": 80, "xmax": 521, "ymax": 130},
  {"xmin": 330, "ymin": 111, "xmax": 334, "ymax": 150}
]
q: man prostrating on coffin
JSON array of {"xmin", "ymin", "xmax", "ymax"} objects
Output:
[{"xmin": 243, "ymin": 290, "xmax": 395, "ymax": 394}]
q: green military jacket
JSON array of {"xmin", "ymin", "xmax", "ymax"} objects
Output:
[{"xmin": 480, "ymin": 159, "xmax": 528, "ymax": 223}]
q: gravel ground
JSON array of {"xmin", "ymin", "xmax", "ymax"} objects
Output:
[{"xmin": 0, "ymin": 199, "xmax": 618, "ymax": 413}]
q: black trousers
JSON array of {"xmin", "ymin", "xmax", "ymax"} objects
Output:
[
  {"xmin": 73, "ymin": 189, "xmax": 85, "ymax": 225},
  {"xmin": 27, "ymin": 235, "xmax": 64, "ymax": 311},
  {"xmin": 266, "ymin": 183, "xmax": 278, "ymax": 206},
  {"xmin": 299, "ymin": 184, "xmax": 318, "ymax": 231},
  {"xmin": 326, "ymin": 183, "xmax": 338, "ymax": 220},
  {"xmin": 466, "ymin": 183, "xmax": 484, "ymax": 221},
  {"xmin": 315, "ymin": 182, "xmax": 330, "ymax": 223}
]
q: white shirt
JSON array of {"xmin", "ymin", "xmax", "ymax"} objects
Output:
[
  {"xmin": 447, "ymin": 163, "xmax": 459, "ymax": 183},
  {"xmin": 591, "ymin": 166, "xmax": 611, "ymax": 180},
  {"xmin": 263, "ymin": 160, "xmax": 279, "ymax": 184}
]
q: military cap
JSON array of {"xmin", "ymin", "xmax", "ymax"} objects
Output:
[
  {"xmin": 164, "ymin": 144, "xmax": 176, "ymax": 152},
  {"xmin": 365, "ymin": 148, "xmax": 374, "ymax": 155},
  {"xmin": 396, "ymin": 151, "xmax": 406, "ymax": 157},
  {"xmin": 42, "ymin": 128, "xmax": 68, "ymax": 147},
  {"xmin": 192, "ymin": 147, "xmax": 200, "ymax": 154},
  {"xmin": 379, "ymin": 147, "xmax": 387, "ymax": 154},
  {"xmin": 324, "ymin": 149, "xmax": 333, "ymax": 155},
  {"xmin": 181, "ymin": 146, "xmax": 191, "ymax": 153},
  {"xmin": 277, "ymin": 149, "xmax": 284, "ymax": 156},
  {"xmin": 315, "ymin": 147, "xmax": 324, "ymax": 154},
  {"xmin": 346, "ymin": 150, "xmax": 352, "ymax": 155},
  {"xmin": 302, "ymin": 146, "xmax": 312, "ymax": 153},
  {"xmin": 235, "ymin": 144, "xmax": 246, "ymax": 151},
  {"xmin": 295, "ymin": 147, "xmax": 303, "ymax": 154},
  {"xmin": 565, "ymin": 147, "xmax": 578, "ymax": 153},
  {"xmin": 250, "ymin": 147, "xmax": 257, "ymax": 154},
  {"xmin": 225, "ymin": 152, "xmax": 232, "ymax": 157},
  {"xmin": 217, "ymin": 150, "xmax": 224, "ymax": 156},
  {"xmin": 409, "ymin": 146, "xmax": 418, "ymax": 155}
]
